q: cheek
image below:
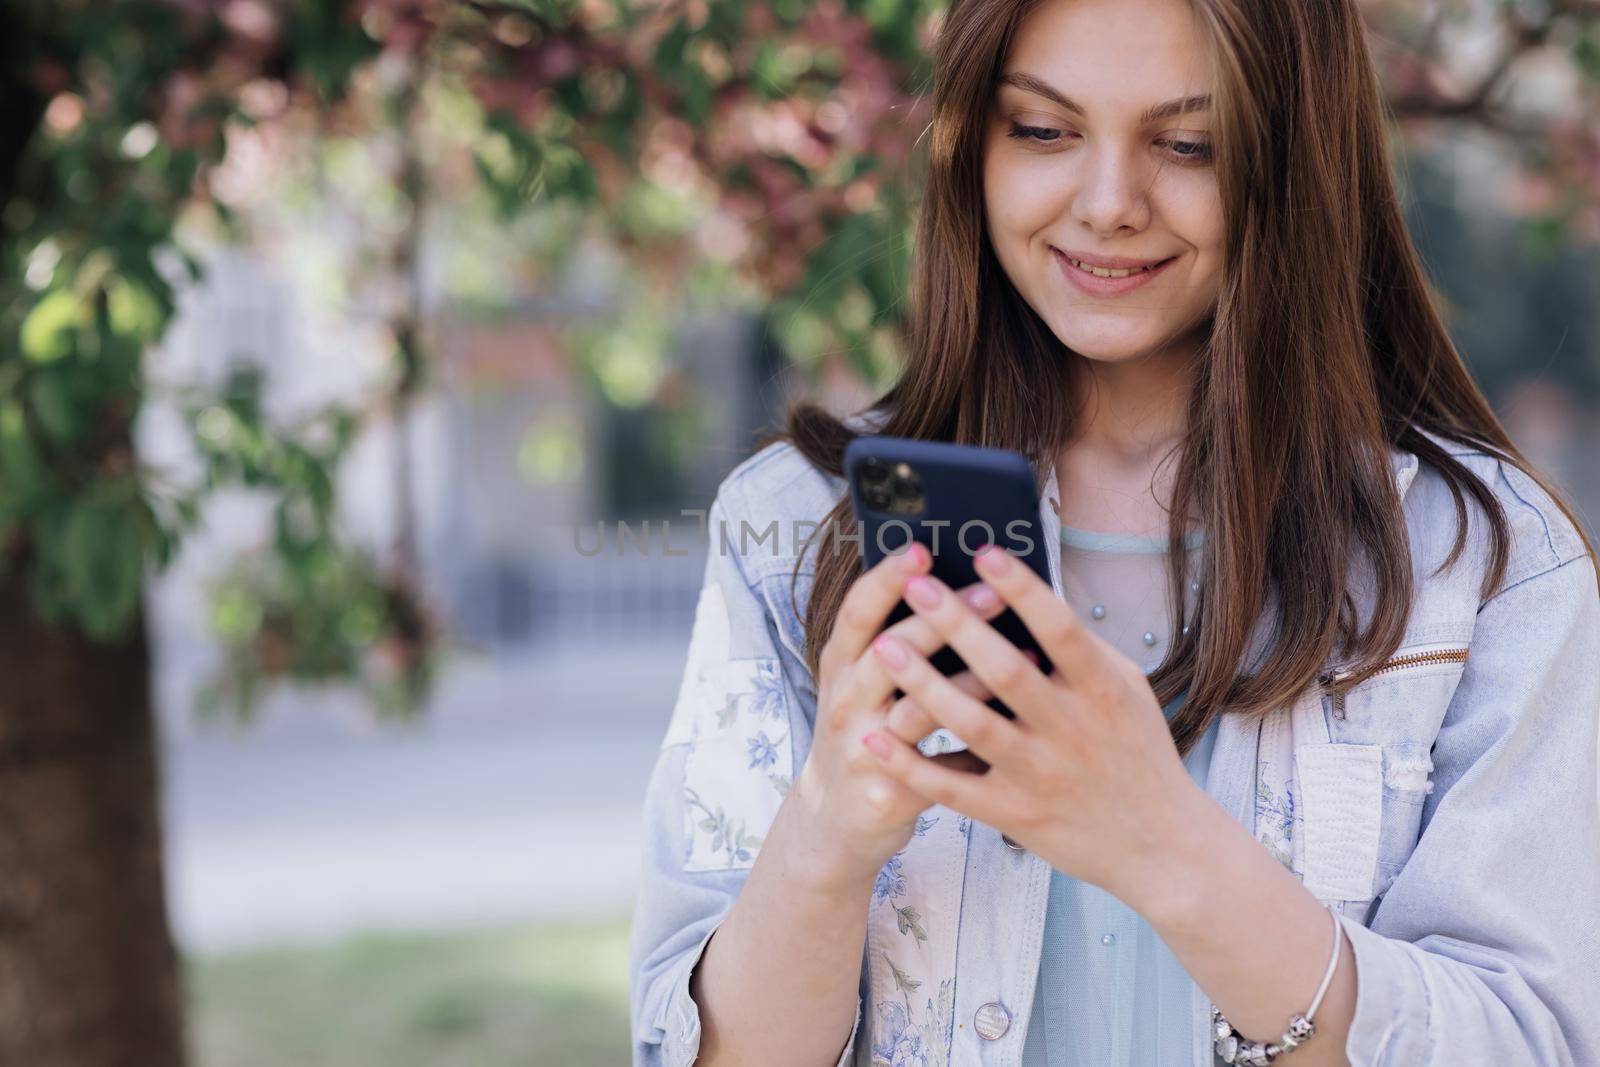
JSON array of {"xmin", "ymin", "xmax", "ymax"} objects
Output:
[
  {"xmin": 983, "ymin": 153, "xmax": 1059, "ymax": 246},
  {"xmin": 1147, "ymin": 178, "xmax": 1225, "ymax": 310},
  {"xmin": 1162, "ymin": 177, "xmax": 1225, "ymax": 262}
]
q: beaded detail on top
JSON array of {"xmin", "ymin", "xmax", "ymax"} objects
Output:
[{"xmin": 1057, "ymin": 521, "xmax": 1204, "ymax": 674}]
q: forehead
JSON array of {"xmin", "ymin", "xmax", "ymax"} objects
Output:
[{"xmin": 1003, "ymin": 0, "xmax": 1212, "ymax": 105}]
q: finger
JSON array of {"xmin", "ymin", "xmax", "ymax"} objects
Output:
[
  {"xmin": 926, "ymin": 749, "xmax": 991, "ymax": 775},
  {"xmin": 870, "ymin": 635, "xmax": 1023, "ymax": 766},
  {"xmin": 899, "ymin": 573, "xmax": 1055, "ymax": 727},
  {"xmin": 883, "ymin": 669, "xmax": 994, "ymax": 745},
  {"xmin": 973, "ymin": 543, "xmax": 1100, "ymax": 682},
  {"xmin": 886, "ymin": 581, "xmax": 1005, "ymax": 657},
  {"xmin": 861, "ymin": 728, "xmax": 990, "ymax": 817},
  {"xmin": 818, "ymin": 541, "xmax": 930, "ymax": 683},
  {"xmin": 850, "ymin": 582, "xmax": 1005, "ymax": 713}
]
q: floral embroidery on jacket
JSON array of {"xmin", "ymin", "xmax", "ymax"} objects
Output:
[
  {"xmin": 861, "ymin": 810, "xmax": 970, "ymax": 1066},
  {"xmin": 872, "ymin": 970, "xmax": 954, "ymax": 1067},
  {"xmin": 874, "ymin": 853, "xmax": 929, "ymax": 944},
  {"xmin": 1253, "ymin": 698, "xmax": 1305, "ymax": 878},
  {"xmin": 673, "ymin": 576, "xmax": 795, "ymax": 871},
  {"xmin": 683, "ymin": 787, "xmax": 765, "ymax": 866},
  {"xmin": 874, "ymin": 855, "xmax": 908, "ymax": 903},
  {"xmin": 1255, "ymin": 778, "xmax": 1297, "ymax": 872}
]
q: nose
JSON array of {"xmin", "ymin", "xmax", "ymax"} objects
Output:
[{"xmin": 1070, "ymin": 142, "xmax": 1151, "ymax": 238}]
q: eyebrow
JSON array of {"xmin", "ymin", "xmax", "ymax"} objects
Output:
[{"xmin": 997, "ymin": 71, "xmax": 1211, "ymax": 125}]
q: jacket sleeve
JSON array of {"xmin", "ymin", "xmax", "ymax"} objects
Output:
[
  {"xmin": 628, "ymin": 491, "xmax": 865, "ymax": 1066},
  {"xmin": 1338, "ymin": 551, "xmax": 1600, "ymax": 1066}
]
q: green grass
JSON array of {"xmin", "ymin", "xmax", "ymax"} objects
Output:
[{"xmin": 186, "ymin": 917, "xmax": 633, "ymax": 1067}]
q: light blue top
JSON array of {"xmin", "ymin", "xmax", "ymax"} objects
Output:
[{"xmin": 1021, "ymin": 522, "xmax": 1219, "ymax": 1066}]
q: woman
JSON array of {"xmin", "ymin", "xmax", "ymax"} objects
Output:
[{"xmin": 629, "ymin": 0, "xmax": 1600, "ymax": 1064}]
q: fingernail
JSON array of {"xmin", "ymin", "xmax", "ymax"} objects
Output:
[
  {"xmin": 872, "ymin": 634, "xmax": 908, "ymax": 667},
  {"xmin": 962, "ymin": 584, "xmax": 999, "ymax": 611},
  {"xmin": 901, "ymin": 542, "xmax": 929, "ymax": 570},
  {"xmin": 861, "ymin": 731, "xmax": 890, "ymax": 758},
  {"xmin": 905, "ymin": 575, "xmax": 941, "ymax": 608},
  {"xmin": 975, "ymin": 544, "xmax": 1010, "ymax": 573}
]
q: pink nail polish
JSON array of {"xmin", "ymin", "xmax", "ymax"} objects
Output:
[
  {"xmin": 872, "ymin": 634, "xmax": 908, "ymax": 667},
  {"xmin": 963, "ymin": 584, "xmax": 998, "ymax": 611},
  {"xmin": 861, "ymin": 732, "xmax": 890, "ymax": 757},
  {"xmin": 975, "ymin": 544, "xmax": 1010, "ymax": 572}
]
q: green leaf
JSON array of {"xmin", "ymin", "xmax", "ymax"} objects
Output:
[
  {"xmin": 680, "ymin": 70, "xmax": 712, "ymax": 126},
  {"xmin": 60, "ymin": 496, "xmax": 145, "ymax": 638},
  {"xmin": 107, "ymin": 278, "xmax": 165, "ymax": 344},
  {"xmin": 654, "ymin": 16, "xmax": 691, "ymax": 73},
  {"xmin": 1572, "ymin": 26, "xmax": 1600, "ymax": 81},
  {"xmin": 0, "ymin": 402, "xmax": 42, "ymax": 500},
  {"xmin": 20, "ymin": 290, "xmax": 84, "ymax": 364},
  {"xmin": 29, "ymin": 372, "xmax": 80, "ymax": 443}
]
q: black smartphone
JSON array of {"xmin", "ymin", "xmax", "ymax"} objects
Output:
[{"xmin": 843, "ymin": 434, "xmax": 1055, "ymax": 720}]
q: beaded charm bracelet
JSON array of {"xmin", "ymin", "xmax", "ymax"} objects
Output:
[{"xmin": 1210, "ymin": 904, "xmax": 1343, "ymax": 1065}]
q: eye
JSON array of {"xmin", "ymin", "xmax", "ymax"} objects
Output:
[
  {"xmin": 1157, "ymin": 137, "xmax": 1214, "ymax": 164},
  {"xmin": 1006, "ymin": 122, "xmax": 1066, "ymax": 144}
]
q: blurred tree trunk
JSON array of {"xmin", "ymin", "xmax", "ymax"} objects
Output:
[
  {"xmin": 0, "ymin": 576, "xmax": 186, "ymax": 1067},
  {"xmin": 0, "ymin": 11, "xmax": 185, "ymax": 1064}
]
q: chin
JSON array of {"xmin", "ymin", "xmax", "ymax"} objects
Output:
[
  {"xmin": 1050, "ymin": 307, "xmax": 1209, "ymax": 364},
  {"xmin": 1055, "ymin": 329, "xmax": 1170, "ymax": 364}
]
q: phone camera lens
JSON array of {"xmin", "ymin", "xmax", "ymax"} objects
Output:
[
  {"xmin": 860, "ymin": 456, "xmax": 888, "ymax": 481},
  {"xmin": 863, "ymin": 483, "xmax": 891, "ymax": 510}
]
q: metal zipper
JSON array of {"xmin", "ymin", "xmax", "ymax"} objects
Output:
[{"xmin": 1317, "ymin": 644, "xmax": 1470, "ymax": 719}]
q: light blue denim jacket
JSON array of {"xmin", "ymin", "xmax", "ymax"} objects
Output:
[{"xmin": 628, "ymin": 424, "xmax": 1600, "ymax": 1066}]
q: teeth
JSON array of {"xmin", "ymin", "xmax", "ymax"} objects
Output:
[{"xmin": 1067, "ymin": 256, "xmax": 1162, "ymax": 278}]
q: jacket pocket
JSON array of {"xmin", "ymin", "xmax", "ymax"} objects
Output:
[
  {"xmin": 1315, "ymin": 644, "xmax": 1469, "ymax": 899},
  {"xmin": 1294, "ymin": 741, "xmax": 1385, "ymax": 903}
]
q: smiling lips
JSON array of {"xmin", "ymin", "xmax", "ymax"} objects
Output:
[{"xmin": 1053, "ymin": 247, "xmax": 1177, "ymax": 296}]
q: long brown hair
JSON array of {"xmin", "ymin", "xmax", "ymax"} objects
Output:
[{"xmin": 768, "ymin": 0, "xmax": 1598, "ymax": 757}]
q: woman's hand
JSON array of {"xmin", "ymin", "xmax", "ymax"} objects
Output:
[
  {"xmin": 858, "ymin": 542, "xmax": 1208, "ymax": 906},
  {"xmin": 789, "ymin": 541, "xmax": 1005, "ymax": 891}
]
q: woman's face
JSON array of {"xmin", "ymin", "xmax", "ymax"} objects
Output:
[{"xmin": 982, "ymin": 0, "xmax": 1224, "ymax": 365}]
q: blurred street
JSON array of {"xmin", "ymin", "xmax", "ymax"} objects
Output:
[{"xmin": 158, "ymin": 635, "xmax": 685, "ymax": 953}]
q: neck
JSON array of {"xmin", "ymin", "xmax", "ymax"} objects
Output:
[
  {"xmin": 1065, "ymin": 336, "xmax": 1198, "ymax": 464},
  {"xmin": 1053, "ymin": 335, "xmax": 1202, "ymax": 534}
]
